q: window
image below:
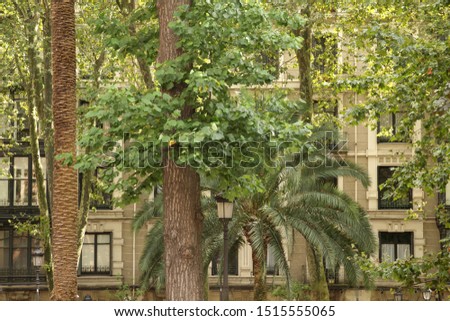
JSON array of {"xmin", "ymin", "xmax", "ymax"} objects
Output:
[
  {"xmin": 267, "ymin": 245, "xmax": 279, "ymax": 276},
  {"xmin": 325, "ymin": 263, "xmax": 340, "ymax": 284},
  {"xmin": 378, "ymin": 167, "xmax": 412, "ymax": 209},
  {"xmin": 312, "ymin": 33, "xmax": 338, "ymax": 74},
  {"xmin": 377, "ymin": 112, "xmax": 409, "ymax": 143},
  {"xmin": 0, "ymin": 99, "xmax": 30, "ymax": 141},
  {"xmin": 79, "ymin": 233, "xmax": 111, "ymax": 275},
  {"xmin": 313, "ymin": 100, "xmax": 338, "ymax": 117},
  {"xmin": 0, "ymin": 228, "xmax": 41, "ymax": 284},
  {"xmin": 211, "ymin": 245, "xmax": 239, "ymax": 276},
  {"xmin": 0, "ymin": 158, "xmax": 9, "ymax": 206},
  {"xmin": 256, "ymin": 49, "xmax": 280, "ymax": 79},
  {"xmin": 379, "ymin": 232, "xmax": 413, "ymax": 262},
  {"xmin": 0, "ymin": 156, "xmax": 46, "ymax": 207},
  {"xmin": 78, "ymin": 168, "xmax": 113, "ymax": 210}
]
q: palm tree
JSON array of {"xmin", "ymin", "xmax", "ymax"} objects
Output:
[
  {"xmin": 134, "ymin": 150, "xmax": 375, "ymax": 301},
  {"xmin": 279, "ymin": 159, "xmax": 376, "ymax": 300},
  {"xmin": 50, "ymin": 0, "xmax": 78, "ymax": 300},
  {"xmin": 232, "ymin": 167, "xmax": 292, "ymax": 301}
]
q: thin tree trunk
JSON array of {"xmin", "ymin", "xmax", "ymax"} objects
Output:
[
  {"xmin": 295, "ymin": 0, "xmax": 313, "ymax": 121},
  {"xmin": 14, "ymin": 0, "xmax": 55, "ymax": 292},
  {"xmin": 50, "ymin": 0, "xmax": 78, "ymax": 301},
  {"xmin": 158, "ymin": 0, "xmax": 204, "ymax": 301},
  {"xmin": 306, "ymin": 243, "xmax": 329, "ymax": 301},
  {"xmin": 77, "ymin": 48, "xmax": 105, "ymax": 262},
  {"xmin": 77, "ymin": 169, "xmax": 92, "ymax": 261},
  {"xmin": 41, "ymin": 0, "xmax": 55, "ymax": 291},
  {"xmin": 120, "ymin": 0, "xmax": 154, "ymax": 89}
]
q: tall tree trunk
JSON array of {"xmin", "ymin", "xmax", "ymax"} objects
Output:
[
  {"xmin": 295, "ymin": 0, "xmax": 313, "ymax": 121},
  {"xmin": 119, "ymin": 0, "xmax": 154, "ymax": 89},
  {"xmin": 158, "ymin": 0, "xmax": 204, "ymax": 301},
  {"xmin": 50, "ymin": 0, "xmax": 78, "ymax": 301},
  {"xmin": 14, "ymin": 0, "xmax": 55, "ymax": 292},
  {"xmin": 41, "ymin": 0, "xmax": 55, "ymax": 291},
  {"xmin": 306, "ymin": 243, "xmax": 329, "ymax": 301},
  {"xmin": 26, "ymin": 7, "xmax": 55, "ymax": 291}
]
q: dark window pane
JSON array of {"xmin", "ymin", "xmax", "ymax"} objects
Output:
[
  {"xmin": 378, "ymin": 167, "xmax": 412, "ymax": 209},
  {"xmin": 12, "ymin": 233, "xmax": 28, "ymax": 270},
  {"xmin": 0, "ymin": 231, "xmax": 10, "ymax": 270},
  {"xmin": 379, "ymin": 232, "xmax": 413, "ymax": 262},
  {"xmin": 378, "ymin": 112, "xmax": 409, "ymax": 143},
  {"xmin": 211, "ymin": 246, "xmax": 239, "ymax": 276},
  {"xmin": 267, "ymin": 246, "xmax": 279, "ymax": 276}
]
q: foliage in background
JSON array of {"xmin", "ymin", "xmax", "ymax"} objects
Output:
[
  {"xmin": 353, "ymin": 240, "xmax": 450, "ymax": 300},
  {"xmin": 335, "ymin": 0, "xmax": 450, "ymax": 198}
]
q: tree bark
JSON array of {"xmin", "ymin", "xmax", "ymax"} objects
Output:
[
  {"xmin": 119, "ymin": 0, "xmax": 154, "ymax": 89},
  {"xmin": 306, "ymin": 243, "xmax": 329, "ymax": 301},
  {"xmin": 252, "ymin": 248, "xmax": 267, "ymax": 301},
  {"xmin": 295, "ymin": 0, "xmax": 313, "ymax": 121},
  {"xmin": 50, "ymin": 0, "xmax": 78, "ymax": 301},
  {"xmin": 157, "ymin": 0, "xmax": 204, "ymax": 301},
  {"xmin": 41, "ymin": 0, "xmax": 55, "ymax": 291}
]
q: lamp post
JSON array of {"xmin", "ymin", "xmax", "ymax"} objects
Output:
[
  {"xmin": 422, "ymin": 289, "xmax": 432, "ymax": 301},
  {"xmin": 215, "ymin": 195, "xmax": 233, "ymax": 301},
  {"xmin": 394, "ymin": 289, "xmax": 403, "ymax": 301},
  {"xmin": 32, "ymin": 248, "xmax": 44, "ymax": 301}
]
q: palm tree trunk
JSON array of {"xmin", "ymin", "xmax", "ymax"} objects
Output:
[
  {"xmin": 158, "ymin": 1, "xmax": 204, "ymax": 300},
  {"xmin": 252, "ymin": 249, "xmax": 267, "ymax": 301},
  {"xmin": 306, "ymin": 243, "xmax": 329, "ymax": 300},
  {"xmin": 50, "ymin": 0, "xmax": 78, "ymax": 300}
]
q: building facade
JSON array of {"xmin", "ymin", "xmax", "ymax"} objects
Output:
[{"xmin": 1, "ymin": 49, "xmax": 448, "ymax": 302}]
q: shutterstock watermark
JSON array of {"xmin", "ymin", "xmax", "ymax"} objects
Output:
[{"xmin": 99, "ymin": 131, "xmax": 348, "ymax": 169}]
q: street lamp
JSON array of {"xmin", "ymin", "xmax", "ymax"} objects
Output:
[
  {"xmin": 32, "ymin": 248, "xmax": 44, "ymax": 301},
  {"xmin": 394, "ymin": 289, "xmax": 403, "ymax": 301},
  {"xmin": 215, "ymin": 195, "xmax": 234, "ymax": 301},
  {"xmin": 422, "ymin": 289, "xmax": 432, "ymax": 301}
]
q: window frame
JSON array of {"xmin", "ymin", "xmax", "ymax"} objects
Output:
[
  {"xmin": 379, "ymin": 232, "xmax": 414, "ymax": 263},
  {"xmin": 210, "ymin": 245, "xmax": 239, "ymax": 276},
  {"xmin": 0, "ymin": 155, "xmax": 46, "ymax": 208},
  {"xmin": 266, "ymin": 245, "xmax": 280, "ymax": 276},
  {"xmin": 312, "ymin": 33, "xmax": 338, "ymax": 74},
  {"xmin": 78, "ymin": 168, "xmax": 113, "ymax": 210},
  {"xmin": 0, "ymin": 228, "xmax": 42, "ymax": 284},
  {"xmin": 377, "ymin": 112, "xmax": 409, "ymax": 143},
  {"xmin": 378, "ymin": 166, "xmax": 412, "ymax": 210},
  {"xmin": 79, "ymin": 232, "xmax": 112, "ymax": 276}
]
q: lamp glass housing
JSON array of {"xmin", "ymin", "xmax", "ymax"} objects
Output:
[
  {"xmin": 32, "ymin": 248, "xmax": 44, "ymax": 268},
  {"xmin": 216, "ymin": 197, "xmax": 233, "ymax": 220},
  {"xmin": 217, "ymin": 202, "xmax": 233, "ymax": 220},
  {"xmin": 422, "ymin": 289, "xmax": 432, "ymax": 301}
]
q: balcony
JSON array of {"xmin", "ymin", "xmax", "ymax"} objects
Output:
[{"xmin": 0, "ymin": 268, "xmax": 46, "ymax": 285}]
